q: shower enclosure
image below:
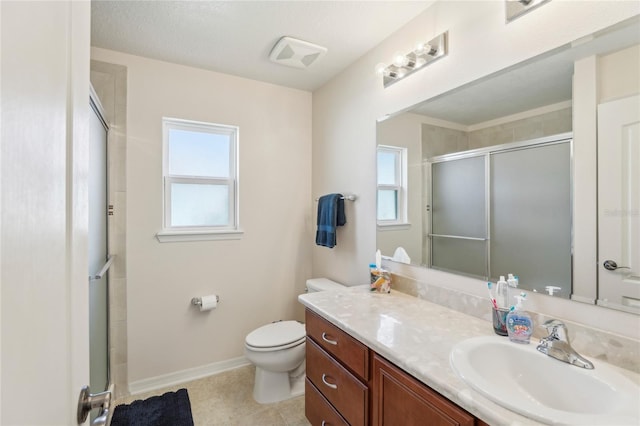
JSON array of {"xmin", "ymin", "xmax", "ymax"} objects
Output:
[
  {"xmin": 87, "ymin": 87, "xmax": 113, "ymax": 423},
  {"xmin": 428, "ymin": 134, "xmax": 572, "ymax": 297}
]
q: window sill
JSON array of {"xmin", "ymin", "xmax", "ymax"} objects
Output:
[
  {"xmin": 377, "ymin": 223, "xmax": 411, "ymax": 232},
  {"xmin": 156, "ymin": 229, "xmax": 244, "ymax": 243}
]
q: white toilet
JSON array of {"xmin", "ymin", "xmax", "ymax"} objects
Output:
[{"xmin": 244, "ymin": 278, "xmax": 345, "ymax": 404}]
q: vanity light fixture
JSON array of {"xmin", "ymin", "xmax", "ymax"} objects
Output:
[
  {"xmin": 505, "ymin": 0, "xmax": 551, "ymax": 23},
  {"xmin": 375, "ymin": 31, "xmax": 448, "ymax": 88}
]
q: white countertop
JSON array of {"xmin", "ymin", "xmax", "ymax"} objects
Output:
[{"xmin": 298, "ymin": 285, "xmax": 560, "ymax": 425}]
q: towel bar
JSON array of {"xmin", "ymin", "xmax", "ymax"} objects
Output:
[{"xmin": 314, "ymin": 194, "xmax": 357, "ymax": 201}]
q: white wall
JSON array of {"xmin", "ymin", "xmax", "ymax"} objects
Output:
[
  {"xmin": 91, "ymin": 48, "xmax": 312, "ymax": 385},
  {"xmin": 376, "ymin": 113, "xmax": 424, "ymax": 264},
  {"xmin": 1, "ymin": 1, "xmax": 90, "ymax": 423},
  {"xmin": 312, "ymin": 1, "xmax": 640, "ymax": 337}
]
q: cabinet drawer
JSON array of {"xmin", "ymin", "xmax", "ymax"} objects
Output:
[
  {"xmin": 305, "ymin": 378, "xmax": 348, "ymax": 426},
  {"xmin": 306, "ymin": 339, "xmax": 368, "ymax": 426},
  {"xmin": 306, "ymin": 309, "xmax": 369, "ymax": 380}
]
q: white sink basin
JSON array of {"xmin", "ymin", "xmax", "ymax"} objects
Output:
[{"xmin": 450, "ymin": 336, "xmax": 640, "ymax": 425}]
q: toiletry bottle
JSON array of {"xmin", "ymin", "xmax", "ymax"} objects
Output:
[
  {"xmin": 370, "ymin": 249, "xmax": 391, "ymax": 293},
  {"xmin": 507, "ymin": 273, "xmax": 518, "ymax": 307},
  {"xmin": 495, "ymin": 275, "xmax": 508, "ymax": 309},
  {"xmin": 369, "ymin": 263, "xmax": 377, "ymax": 284},
  {"xmin": 506, "ymin": 294, "xmax": 533, "ymax": 344}
]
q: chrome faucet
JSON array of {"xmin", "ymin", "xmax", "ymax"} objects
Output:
[{"xmin": 536, "ymin": 319, "xmax": 594, "ymax": 369}]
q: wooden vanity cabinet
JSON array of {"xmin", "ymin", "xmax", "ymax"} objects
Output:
[
  {"xmin": 305, "ymin": 309, "xmax": 369, "ymax": 378},
  {"xmin": 372, "ymin": 354, "xmax": 478, "ymax": 426},
  {"xmin": 305, "ymin": 377, "xmax": 349, "ymax": 426},
  {"xmin": 304, "ymin": 309, "xmax": 489, "ymax": 426},
  {"xmin": 305, "ymin": 309, "xmax": 369, "ymax": 425},
  {"xmin": 306, "ymin": 339, "xmax": 368, "ymax": 425}
]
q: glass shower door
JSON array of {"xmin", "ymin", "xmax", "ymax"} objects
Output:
[
  {"xmin": 89, "ymin": 96, "xmax": 110, "ymax": 416},
  {"xmin": 429, "ymin": 138, "xmax": 571, "ymax": 291},
  {"xmin": 430, "ymin": 155, "xmax": 487, "ymax": 277},
  {"xmin": 490, "ymin": 142, "xmax": 571, "ymax": 296}
]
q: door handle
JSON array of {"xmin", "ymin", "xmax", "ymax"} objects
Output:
[
  {"xmin": 603, "ymin": 260, "xmax": 630, "ymax": 271},
  {"xmin": 89, "ymin": 255, "xmax": 115, "ymax": 281},
  {"xmin": 77, "ymin": 385, "xmax": 112, "ymax": 424}
]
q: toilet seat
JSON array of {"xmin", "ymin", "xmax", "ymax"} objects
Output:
[{"xmin": 245, "ymin": 320, "xmax": 306, "ymax": 352}]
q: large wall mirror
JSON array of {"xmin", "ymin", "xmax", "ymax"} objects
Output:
[{"xmin": 376, "ymin": 16, "xmax": 640, "ymax": 313}]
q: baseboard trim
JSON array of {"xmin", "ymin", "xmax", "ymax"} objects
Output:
[{"xmin": 128, "ymin": 356, "xmax": 250, "ymax": 395}]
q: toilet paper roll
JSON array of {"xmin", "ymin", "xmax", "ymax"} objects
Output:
[{"xmin": 199, "ymin": 295, "xmax": 218, "ymax": 311}]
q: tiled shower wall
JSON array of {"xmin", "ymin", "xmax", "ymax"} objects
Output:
[
  {"xmin": 422, "ymin": 107, "xmax": 573, "ymax": 159},
  {"xmin": 90, "ymin": 60, "xmax": 128, "ymax": 399}
]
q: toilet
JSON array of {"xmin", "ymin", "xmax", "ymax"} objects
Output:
[{"xmin": 244, "ymin": 278, "xmax": 346, "ymax": 404}]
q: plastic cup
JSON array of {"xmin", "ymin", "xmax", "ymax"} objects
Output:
[{"xmin": 492, "ymin": 307, "xmax": 509, "ymax": 336}]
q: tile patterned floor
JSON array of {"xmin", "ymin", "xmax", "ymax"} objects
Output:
[{"xmin": 114, "ymin": 365, "xmax": 310, "ymax": 425}]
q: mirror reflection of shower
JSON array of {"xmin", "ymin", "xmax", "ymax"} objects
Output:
[
  {"xmin": 428, "ymin": 136, "xmax": 572, "ymax": 298},
  {"xmin": 376, "ymin": 17, "xmax": 640, "ymax": 304}
]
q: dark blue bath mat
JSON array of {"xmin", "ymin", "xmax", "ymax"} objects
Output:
[{"xmin": 111, "ymin": 388, "xmax": 194, "ymax": 426}]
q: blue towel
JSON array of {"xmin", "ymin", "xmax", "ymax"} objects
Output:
[{"xmin": 315, "ymin": 193, "xmax": 346, "ymax": 248}]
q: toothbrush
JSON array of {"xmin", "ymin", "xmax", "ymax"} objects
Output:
[
  {"xmin": 487, "ymin": 282, "xmax": 498, "ymax": 309},
  {"xmin": 509, "ymin": 292, "xmax": 527, "ymax": 311}
]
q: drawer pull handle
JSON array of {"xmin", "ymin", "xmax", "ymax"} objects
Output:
[
  {"xmin": 321, "ymin": 422, "xmax": 328, "ymax": 426},
  {"xmin": 322, "ymin": 374, "xmax": 338, "ymax": 390},
  {"xmin": 321, "ymin": 332, "xmax": 338, "ymax": 345}
]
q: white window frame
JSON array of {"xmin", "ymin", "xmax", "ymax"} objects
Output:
[
  {"xmin": 156, "ymin": 117, "xmax": 243, "ymax": 243},
  {"xmin": 377, "ymin": 145, "xmax": 409, "ymax": 229}
]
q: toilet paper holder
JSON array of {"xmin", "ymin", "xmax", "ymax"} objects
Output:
[{"xmin": 191, "ymin": 295, "xmax": 220, "ymax": 307}]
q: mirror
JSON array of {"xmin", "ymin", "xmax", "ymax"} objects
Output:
[{"xmin": 376, "ymin": 17, "xmax": 640, "ymax": 306}]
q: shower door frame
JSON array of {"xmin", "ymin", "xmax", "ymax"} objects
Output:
[
  {"xmin": 89, "ymin": 85, "xmax": 113, "ymax": 419},
  {"xmin": 427, "ymin": 132, "xmax": 574, "ymax": 289}
]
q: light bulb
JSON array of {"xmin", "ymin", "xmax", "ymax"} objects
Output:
[
  {"xmin": 392, "ymin": 51, "xmax": 408, "ymax": 67},
  {"xmin": 414, "ymin": 42, "xmax": 426, "ymax": 55},
  {"xmin": 374, "ymin": 62, "xmax": 387, "ymax": 75}
]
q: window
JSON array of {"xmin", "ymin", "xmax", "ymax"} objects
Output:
[
  {"xmin": 157, "ymin": 118, "xmax": 241, "ymax": 242},
  {"xmin": 377, "ymin": 145, "xmax": 407, "ymax": 226}
]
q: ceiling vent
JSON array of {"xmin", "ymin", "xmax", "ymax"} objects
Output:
[{"xmin": 269, "ymin": 36, "xmax": 327, "ymax": 69}]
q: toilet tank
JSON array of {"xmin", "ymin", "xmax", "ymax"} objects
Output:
[{"xmin": 305, "ymin": 278, "xmax": 345, "ymax": 293}]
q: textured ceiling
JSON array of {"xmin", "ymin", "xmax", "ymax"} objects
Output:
[
  {"xmin": 91, "ymin": 1, "xmax": 433, "ymax": 91},
  {"xmin": 410, "ymin": 52, "xmax": 575, "ymax": 125}
]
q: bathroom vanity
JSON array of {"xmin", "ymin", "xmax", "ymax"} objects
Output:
[
  {"xmin": 300, "ymin": 287, "xmax": 502, "ymax": 425},
  {"xmin": 298, "ymin": 286, "xmax": 640, "ymax": 425},
  {"xmin": 305, "ymin": 309, "xmax": 368, "ymax": 425},
  {"xmin": 305, "ymin": 308, "xmax": 484, "ymax": 425}
]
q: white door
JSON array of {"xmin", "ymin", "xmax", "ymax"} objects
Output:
[
  {"xmin": 0, "ymin": 1, "xmax": 91, "ymax": 424},
  {"xmin": 597, "ymin": 94, "xmax": 640, "ymax": 313}
]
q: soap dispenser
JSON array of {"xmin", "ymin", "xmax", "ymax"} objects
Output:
[{"xmin": 506, "ymin": 293, "xmax": 533, "ymax": 344}]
